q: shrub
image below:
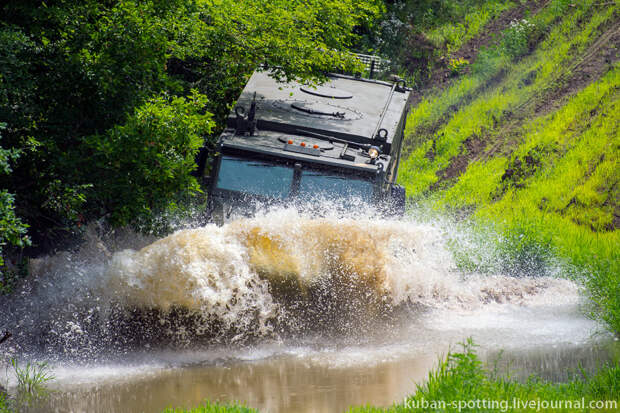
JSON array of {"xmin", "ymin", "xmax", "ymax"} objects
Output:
[
  {"xmin": 501, "ymin": 19, "xmax": 536, "ymax": 59},
  {"xmin": 0, "ymin": 123, "xmax": 29, "ymax": 289},
  {"xmin": 448, "ymin": 57, "xmax": 469, "ymax": 75},
  {"xmin": 85, "ymin": 90, "xmax": 213, "ymax": 228}
]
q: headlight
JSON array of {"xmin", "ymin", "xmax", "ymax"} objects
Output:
[{"xmin": 368, "ymin": 146, "xmax": 380, "ymax": 159}]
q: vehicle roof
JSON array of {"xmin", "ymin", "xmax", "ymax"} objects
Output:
[
  {"xmin": 220, "ymin": 130, "xmax": 390, "ymax": 174},
  {"xmin": 227, "ymin": 70, "xmax": 410, "ymax": 152}
]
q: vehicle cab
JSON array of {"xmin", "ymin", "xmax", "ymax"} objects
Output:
[{"xmin": 207, "ymin": 69, "xmax": 411, "ymax": 221}]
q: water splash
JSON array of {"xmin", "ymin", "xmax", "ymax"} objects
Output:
[{"xmin": 0, "ymin": 209, "xmax": 581, "ymax": 358}]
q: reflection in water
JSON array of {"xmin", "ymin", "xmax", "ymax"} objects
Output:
[
  {"xmin": 25, "ymin": 340, "xmax": 617, "ymax": 413},
  {"xmin": 483, "ymin": 341, "xmax": 618, "ymax": 382},
  {"xmin": 31, "ymin": 354, "xmax": 434, "ymax": 413}
]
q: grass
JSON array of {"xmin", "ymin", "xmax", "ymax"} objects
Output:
[
  {"xmin": 0, "ymin": 359, "xmax": 54, "ymax": 412},
  {"xmin": 347, "ymin": 339, "xmax": 620, "ymax": 413},
  {"xmin": 400, "ymin": 0, "xmax": 617, "ymax": 197},
  {"xmin": 426, "ymin": 0, "xmax": 515, "ymax": 55},
  {"xmin": 398, "ymin": 0, "xmax": 620, "ymax": 334},
  {"xmin": 10, "ymin": 359, "xmax": 53, "ymax": 401}
]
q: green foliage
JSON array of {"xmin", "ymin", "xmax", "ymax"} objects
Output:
[
  {"xmin": 501, "ymin": 18, "xmax": 536, "ymax": 59},
  {"xmin": 448, "ymin": 57, "xmax": 469, "ymax": 75},
  {"xmin": 0, "ymin": 124, "xmax": 28, "ymax": 251},
  {"xmin": 470, "ymin": 45, "xmax": 504, "ymax": 78},
  {"xmin": 401, "ymin": 0, "xmax": 616, "ymax": 197},
  {"xmin": 9, "ymin": 358, "xmax": 54, "ymax": 409},
  {"xmin": 398, "ymin": 0, "xmax": 619, "ymax": 334},
  {"xmin": 162, "ymin": 401, "xmax": 258, "ymax": 413},
  {"xmin": 166, "ymin": 0, "xmax": 380, "ymax": 119},
  {"xmin": 0, "ymin": 123, "xmax": 29, "ymax": 289},
  {"xmin": 366, "ymin": 0, "xmax": 513, "ymax": 85},
  {"xmin": 0, "ymin": 191, "xmax": 29, "ymax": 258},
  {"xmin": 0, "ymin": 0, "xmax": 381, "ymax": 243},
  {"xmin": 400, "ymin": 0, "xmax": 617, "ymax": 199},
  {"xmin": 426, "ymin": 1, "xmax": 514, "ymax": 55},
  {"xmin": 86, "ymin": 91, "xmax": 212, "ymax": 227}
]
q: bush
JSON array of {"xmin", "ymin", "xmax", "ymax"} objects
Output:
[
  {"xmin": 448, "ymin": 57, "xmax": 469, "ymax": 75},
  {"xmin": 501, "ymin": 19, "xmax": 536, "ymax": 59},
  {"xmin": 0, "ymin": 123, "xmax": 29, "ymax": 289},
  {"xmin": 85, "ymin": 91, "xmax": 213, "ymax": 228}
]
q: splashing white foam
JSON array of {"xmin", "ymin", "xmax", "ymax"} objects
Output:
[
  {"xmin": 103, "ymin": 209, "xmax": 579, "ymax": 320},
  {"xmin": 1, "ymin": 208, "xmax": 583, "ymax": 356}
]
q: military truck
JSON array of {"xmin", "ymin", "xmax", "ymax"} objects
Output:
[{"xmin": 207, "ymin": 69, "xmax": 411, "ymax": 221}]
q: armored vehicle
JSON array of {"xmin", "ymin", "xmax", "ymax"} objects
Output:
[{"xmin": 207, "ymin": 69, "xmax": 411, "ymax": 221}]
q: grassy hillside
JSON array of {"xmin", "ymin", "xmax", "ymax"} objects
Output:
[{"xmin": 397, "ymin": 0, "xmax": 619, "ymax": 334}]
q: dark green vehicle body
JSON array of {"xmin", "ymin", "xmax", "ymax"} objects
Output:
[{"xmin": 207, "ymin": 70, "xmax": 411, "ymax": 221}]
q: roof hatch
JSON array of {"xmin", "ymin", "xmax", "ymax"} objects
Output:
[{"xmin": 300, "ymin": 85, "xmax": 353, "ymax": 99}]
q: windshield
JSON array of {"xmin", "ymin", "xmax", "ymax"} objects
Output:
[
  {"xmin": 215, "ymin": 154, "xmax": 374, "ymax": 202},
  {"xmin": 299, "ymin": 169, "xmax": 373, "ymax": 202},
  {"xmin": 216, "ymin": 155, "xmax": 294, "ymax": 199}
]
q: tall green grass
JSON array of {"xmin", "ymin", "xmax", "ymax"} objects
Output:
[
  {"xmin": 400, "ymin": 0, "xmax": 617, "ymax": 197},
  {"xmin": 399, "ymin": 0, "xmax": 619, "ymax": 334},
  {"xmin": 348, "ymin": 339, "xmax": 620, "ymax": 413},
  {"xmin": 426, "ymin": 0, "xmax": 515, "ymax": 55},
  {"xmin": 0, "ymin": 359, "xmax": 55, "ymax": 412}
]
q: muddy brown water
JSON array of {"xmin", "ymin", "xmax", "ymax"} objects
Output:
[
  {"xmin": 22, "ymin": 338, "xmax": 617, "ymax": 413},
  {"xmin": 21, "ymin": 304, "xmax": 617, "ymax": 413}
]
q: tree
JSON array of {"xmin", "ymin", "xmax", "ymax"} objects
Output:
[
  {"xmin": 0, "ymin": 0, "xmax": 382, "ymax": 246},
  {"xmin": 0, "ymin": 123, "xmax": 29, "ymax": 283}
]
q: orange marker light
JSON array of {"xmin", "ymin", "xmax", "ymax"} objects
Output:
[
  {"xmin": 313, "ymin": 144, "xmax": 319, "ymax": 149},
  {"xmin": 300, "ymin": 142, "xmax": 306, "ymax": 147},
  {"xmin": 287, "ymin": 140, "xmax": 293, "ymax": 144}
]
